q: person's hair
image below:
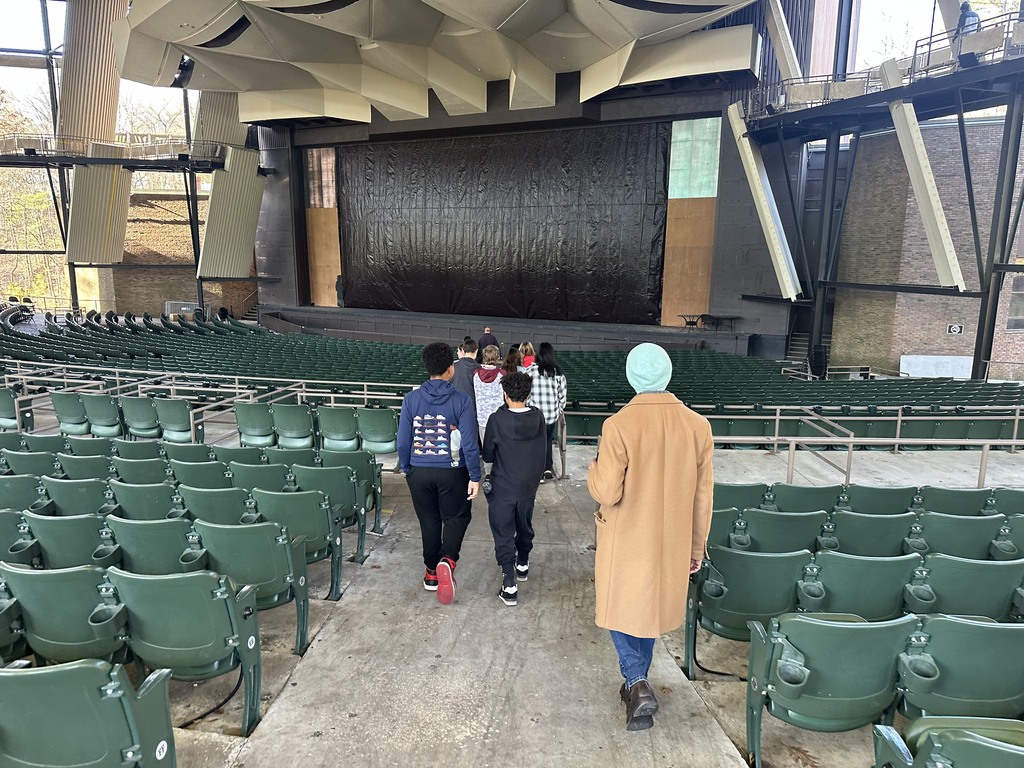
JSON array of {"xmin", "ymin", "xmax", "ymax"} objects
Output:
[
  {"xmin": 481, "ymin": 344, "xmax": 501, "ymax": 365},
  {"xmin": 519, "ymin": 341, "xmax": 535, "ymax": 358},
  {"xmin": 483, "ymin": 326, "xmax": 491, "ymax": 334},
  {"xmin": 422, "ymin": 342, "xmax": 454, "ymax": 377},
  {"xmin": 502, "ymin": 372, "xmax": 533, "ymax": 403},
  {"xmin": 460, "ymin": 339, "xmax": 477, "ymax": 354},
  {"xmin": 536, "ymin": 341, "xmax": 562, "ymax": 377},
  {"xmin": 463, "ymin": 336, "xmax": 473, "ymax": 344},
  {"xmin": 502, "ymin": 347, "xmax": 522, "ymax": 374}
]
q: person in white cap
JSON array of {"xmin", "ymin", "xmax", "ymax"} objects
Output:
[{"xmin": 587, "ymin": 342, "xmax": 714, "ymax": 732}]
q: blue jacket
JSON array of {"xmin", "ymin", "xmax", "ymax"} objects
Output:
[{"xmin": 398, "ymin": 378, "xmax": 481, "ymax": 480}]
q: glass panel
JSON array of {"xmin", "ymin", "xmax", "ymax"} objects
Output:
[
  {"xmin": 668, "ymin": 117, "xmax": 721, "ymax": 199},
  {"xmin": 1008, "ymin": 276, "xmax": 1024, "ymax": 330}
]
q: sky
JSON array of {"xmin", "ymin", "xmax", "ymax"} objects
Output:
[{"xmin": 0, "ymin": 0, "xmax": 988, "ymax": 108}]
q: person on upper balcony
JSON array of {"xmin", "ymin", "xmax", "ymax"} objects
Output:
[{"xmin": 955, "ymin": 2, "xmax": 981, "ymax": 42}]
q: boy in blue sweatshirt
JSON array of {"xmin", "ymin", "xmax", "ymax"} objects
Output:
[
  {"xmin": 481, "ymin": 372, "xmax": 547, "ymax": 606},
  {"xmin": 398, "ymin": 342, "xmax": 481, "ymax": 605}
]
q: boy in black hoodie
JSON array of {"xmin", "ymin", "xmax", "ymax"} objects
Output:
[{"xmin": 481, "ymin": 372, "xmax": 547, "ymax": 606}]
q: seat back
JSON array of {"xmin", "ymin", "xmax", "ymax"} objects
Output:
[
  {"xmin": 109, "ymin": 479, "xmax": 180, "ymax": 521},
  {"xmin": 193, "ymin": 519, "xmax": 297, "ymax": 608},
  {"xmin": 119, "ymin": 395, "xmax": 162, "ymax": 439},
  {"xmin": 57, "ymin": 452, "xmax": 112, "ymax": 481},
  {"xmin": 264, "ymin": 447, "xmax": 318, "ymax": 468},
  {"xmin": 707, "ymin": 507, "xmax": 741, "ymax": 549},
  {"xmin": 731, "ymin": 508, "xmax": 829, "ymax": 553},
  {"xmin": 106, "ymin": 516, "xmax": 194, "ymax": 575},
  {"xmin": 911, "ymin": 511, "xmax": 1015, "ymax": 560},
  {"xmin": 112, "ymin": 456, "xmax": 171, "ymax": 485},
  {"xmin": 758, "ymin": 613, "xmax": 919, "ymax": 729},
  {"xmin": 766, "ymin": 483, "xmax": 843, "ymax": 513},
  {"xmin": 22, "ymin": 434, "xmax": 67, "ymax": 453},
  {"xmin": 840, "ymin": 484, "xmax": 919, "ymax": 515},
  {"xmin": 169, "ymin": 460, "xmax": 231, "ymax": 489},
  {"xmin": 903, "ymin": 554, "xmax": 1024, "ymax": 621},
  {"xmin": 697, "ymin": 546, "xmax": 811, "ymax": 640},
  {"xmin": 111, "ymin": 437, "xmax": 162, "ymax": 459},
  {"xmin": 0, "ymin": 659, "xmax": 174, "ymax": 768},
  {"xmin": 212, "ymin": 445, "xmax": 264, "ymax": 465},
  {"xmin": 316, "ymin": 405, "xmax": 359, "ymax": 451},
  {"xmin": 0, "ymin": 563, "xmax": 125, "ymax": 662},
  {"xmin": 291, "ymin": 465, "xmax": 359, "ymax": 518},
  {"xmin": 3, "ymin": 449, "xmax": 60, "ymax": 477},
  {"xmin": 65, "ymin": 436, "xmax": 113, "ymax": 457},
  {"xmin": 994, "ymin": 488, "xmax": 1024, "ymax": 517},
  {"xmin": 318, "ymin": 449, "xmax": 376, "ymax": 506},
  {"xmin": 41, "ymin": 476, "xmax": 115, "ymax": 516},
  {"xmin": 899, "ymin": 615, "xmax": 1024, "ymax": 718},
  {"xmin": 0, "ymin": 431, "xmax": 24, "ymax": 452},
  {"xmin": 252, "ymin": 488, "xmax": 331, "ymax": 556},
  {"xmin": 0, "ymin": 475, "xmax": 43, "ymax": 512},
  {"xmin": 917, "ymin": 486, "xmax": 996, "ymax": 516},
  {"xmin": 21, "ymin": 510, "xmax": 119, "ymax": 569},
  {"xmin": 229, "ymin": 461, "xmax": 290, "ymax": 492},
  {"xmin": 270, "ymin": 404, "xmax": 315, "ymax": 448},
  {"xmin": 712, "ymin": 482, "xmax": 768, "ymax": 511},
  {"xmin": 79, "ymin": 393, "xmax": 124, "ymax": 437},
  {"xmin": 160, "ymin": 442, "xmax": 212, "ymax": 462},
  {"xmin": 177, "ymin": 485, "xmax": 254, "ymax": 525},
  {"xmin": 104, "ymin": 566, "xmax": 261, "ymax": 737},
  {"xmin": 50, "ymin": 391, "xmax": 91, "ymax": 436},
  {"xmin": 832, "ymin": 510, "xmax": 916, "ymax": 557},
  {"xmin": 355, "ymin": 407, "xmax": 398, "ymax": 453},
  {"xmin": 233, "ymin": 402, "xmax": 276, "ymax": 448},
  {"xmin": 803, "ymin": 551, "xmax": 922, "ymax": 620},
  {"xmin": 153, "ymin": 398, "xmax": 201, "ymax": 443}
]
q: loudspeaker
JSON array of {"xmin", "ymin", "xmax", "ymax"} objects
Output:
[
  {"xmin": 336, "ymin": 275, "xmax": 344, "ymax": 308},
  {"xmin": 809, "ymin": 344, "xmax": 829, "ymax": 379},
  {"xmin": 958, "ymin": 52, "xmax": 980, "ymax": 68}
]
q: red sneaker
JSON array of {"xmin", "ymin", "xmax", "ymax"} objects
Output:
[
  {"xmin": 436, "ymin": 556, "xmax": 456, "ymax": 605},
  {"xmin": 423, "ymin": 567, "xmax": 438, "ymax": 592}
]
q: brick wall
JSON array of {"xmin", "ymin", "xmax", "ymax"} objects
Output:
[
  {"xmin": 832, "ymin": 121, "xmax": 1023, "ymax": 374},
  {"xmin": 116, "ymin": 193, "xmax": 256, "ymax": 317}
]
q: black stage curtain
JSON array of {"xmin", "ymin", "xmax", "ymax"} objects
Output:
[{"xmin": 335, "ymin": 122, "xmax": 669, "ymax": 324}]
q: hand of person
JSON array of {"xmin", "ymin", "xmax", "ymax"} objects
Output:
[
  {"xmin": 588, "ymin": 459, "xmax": 597, "ymax": 472},
  {"xmin": 689, "ymin": 558, "xmax": 702, "ymax": 575},
  {"xmin": 467, "ymin": 481, "xmax": 479, "ymax": 500}
]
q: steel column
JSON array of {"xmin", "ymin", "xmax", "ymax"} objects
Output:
[{"xmin": 811, "ymin": 127, "xmax": 841, "ymax": 348}]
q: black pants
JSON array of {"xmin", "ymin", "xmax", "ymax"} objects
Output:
[
  {"xmin": 407, "ymin": 466, "xmax": 473, "ymax": 569},
  {"xmin": 486, "ymin": 492, "xmax": 536, "ymax": 577},
  {"xmin": 544, "ymin": 421, "xmax": 557, "ymax": 474}
]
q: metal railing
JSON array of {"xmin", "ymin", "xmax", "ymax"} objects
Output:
[{"xmin": 0, "ymin": 133, "xmax": 231, "ymax": 162}]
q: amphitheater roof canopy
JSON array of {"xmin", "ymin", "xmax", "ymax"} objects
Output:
[{"xmin": 113, "ymin": 0, "xmax": 760, "ymax": 122}]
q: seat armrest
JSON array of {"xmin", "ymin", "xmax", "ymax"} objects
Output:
[
  {"xmin": 872, "ymin": 725, "xmax": 913, "ymax": 768},
  {"xmin": 88, "ymin": 602, "xmax": 127, "ymax": 639},
  {"xmin": 0, "ymin": 597, "xmax": 22, "ymax": 643},
  {"xmin": 897, "ymin": 652, "xmax": 940, "ymax": 693}
]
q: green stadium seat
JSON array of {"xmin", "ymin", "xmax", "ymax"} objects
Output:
[
  {"xmin": 0, "ymin": 431, "xmax": 24, "ymax": 453},
  {"xmin": 291, "ymin": 464, "xmax": 367, "ymax": 564},
  {"xmin": 79, "ymin": 393, "xmax": 125, "ymax": 438},
  {"xmin": 39, "ymin": 476, "xmax": 118, "ymax": 517},
  {"xmin": 796, "ymin": 551, "xmax": 922, "ymax": 620},
  {"xmin": 898, "ymin": 614, "xmax": 1024, "ymax": 718},
  {"xmin": 110, "ymin": 437, "xmax": 162, "ymax": 459},
  {"xmin": 108, "ymin": 480, "xmax": 181, "ymax": 521},
  {"xmin": 874, "ymin": 718, "xmax": 1024, "ymax": 768},
  {"xmin": 229, "ymin": 461, "xmax": 292, "ymax": 492},
  {"xmin": 727, "ymin": 508, "xmax": 832, "ymax": 553},
  {"xmin": 252, "ymin": 487, "xmax": 343, "ymax": 601},
  {"xmin": 264, "ymin": 446, "xmax": 318, "ymax": 468},
  {"xmin": 902, "ymin": 554, "xmax": 1024, "ymax": 621},
  {"xmin": 0, "ymin": 659, "xmax": 174, "ymax": 768},
  {"xmin": 994, "ymin": 488, "xmax": 1024, "ymax": 517},
  {"xmin": 111, "ymin": 456, "xmax": 171, "ymax": 485},
  {"xmin": 917, "ymin": 486, "xmax": 997, "ymax": 516},
  {"xmin": 193, "ymin": 519, "xmax": 309, "ymax": 655},
  {"xmin": 0, "ymin": 474, "xmax": 43, "ymax": 513},
  {"xmin": 105, "ymin": 515, "xmax": 195, "ymax": 575},
  {"xmin": 316, "ymin": 405, "xmax": 359, "ymax": 451},
  {"xmin": 56, "ymin": 452, "xmax": 112, "ymax": 481},
  {"xmin": 355, "ymin": 407, "xmax": 398, "ymax": 454},
  {"xmin": 104, "ymin": 567, "xmax": 262, "ymax": 736},
  {"xmin": 831, "ymin": 510, "xmax": 917, "ymax": 557},
  {"xmin": 0, "ymin": 563, "xmax": 126, "ymax": 663},
  {"xmin": 118, "ymin": 396, "xmax": 162, "ymax": 440},
  {"xmin": 837, "ymin": 484, "xmax": 919, "ymax": 515},
  {"xmin": 159, "ymin": 441, "xmax": 212, "ymax": 463},
  {"xmin": 746, "ymin": 613, "xmax": 919, "ymax": 768},
  {"xmin": 64, "ymin": 435, "xmax": 113, "ymax": 457},
  {"xmin": 177, "ymin": 485, "xmax": 255, "ymax": 525},
  {"xmin": 0, "ymin": 387, "xmax": 33, "ymax": 431},
  {"xmin": 904, "ymin": 511, "xmax": 1019, "ymax": 560},
  {"xmin": 682, "ymin": 546, "xmax": 811, "ymax": 679},
  {"xmin": 764, "ymin": 483, "xmax": 843, "ymax": 513},
  {"xmin": 271, "ymin": 403, "xmax": 315, "ymax": 449},
  {"xmin": 212, "ymin": 445, "xmax": 264, "ymax": 464},
  {"xmin": 153, "ymin": 398, "xmax": 203, "ymax": 444},
  {"xmin": 169, "ymin": 459, "xmax": 231, "ymax": 489},
  {"xmin": 18, "ymin": 510, "xmax": 121, "ymax": 569},
  {"xmin": 707, "ymin": 507, "xmax": 741, "ymax": 549},
  {"xmin": 234, "ymin": 402, "xmax": 276, "ymax": 448},
  {"xmin": 49, "ymin": 391, "xmax": 91, "ymax": 436},
  {"xmin": 318, "ymin": 449, "xmax": 383, "ymax": 533},
  {"xmin": 712, "ymin": 482, "xmax": 768, "ymax": 512},
  {"xmin": 22, "ymin": 434, "xmax": 67, "ymax": 453}
]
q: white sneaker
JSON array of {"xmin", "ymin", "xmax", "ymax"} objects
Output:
[
  {"xmin": 515, "ymin": 562, "xmax": 529, "ymax": 582},
  {"xmin": 498, "ymin": 582, "xmax": 518, "ymax": 606}
]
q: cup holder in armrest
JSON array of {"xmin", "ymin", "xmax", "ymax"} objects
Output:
[
  {"xmin": 728, "ymin": 532, "xmax": 751, "ymax": 550},
  {"xmin": 773, "ymin": 660, "xmax": 809, "ymax": 698},
  {"xmin": 796, "ymin": 580, "xmax": 826, "ymax": 611},
  {"xmin": 88, "ymin": 603, "xmax": 126, "ymax": 639},
  {"xmin": 239, "ymin": 511, "xmax": 262, "ymax": 525},
  {"xmin": 816, "ymin": 535, "xmax": 839, "ymax": 551},
  {"xmin": 27, "ymin": 500, "xmax": 54, "ymax": 516},
  {"xmin": 898, "ymin": 652, "xmax": 939, "ymax": 692},
  {"xmin": 903, "ymin": 583, "xmax": 936, "ymax": 613},
  {"xmin": 179, "ymin": 547, "xmax": 208, "ymax": 572},
  {"xmin": 903, "ymin": 537, "xmax": 929, "ymax": 555},
  {"xmin": 990, "ymin": 539, "xmax": 1020, "ymax": 561},
  {"xmin": 6, "ymin": 538, "xmax": 40, "ymax": 564},
  {"xmin": 91, "ymin": 543, "xmax": 122, "ymax": 568},
  {"xmin": 700, "ymin": 580, "xmax": 728, "ymax": 608}
]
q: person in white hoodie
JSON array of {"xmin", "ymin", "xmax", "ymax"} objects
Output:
[{"xmin": 472, "ymin": 344, "xmax": 505, "ymax": 442}]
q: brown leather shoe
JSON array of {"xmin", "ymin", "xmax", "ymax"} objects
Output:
[
  {"xmin": 619, "ymin": 683, "xmax": 629, "ymax": 704},
  {"xmin": 625, "ymin": 680, "xmax": 658, "ymax": 731}
]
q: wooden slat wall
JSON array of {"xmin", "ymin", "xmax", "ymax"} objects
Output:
[
  {"xmin": 197, "ymin": 147, "xmax": 266, "ymax": 279},
  {"xmin": 66, "ymin": 142, "xmax": 132, "ymax": 264},
  {"xmin": 660, "ymin": 197, "xmax": 717, "ymax": 327},
  {"xmin": 307, "ymin": 208, "xmax": 341, "ymax": 307}
]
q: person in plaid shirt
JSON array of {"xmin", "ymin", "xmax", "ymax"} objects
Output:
[{"xmin": 526, "ymin": 341, "xmax": 567, "ymax": 480}]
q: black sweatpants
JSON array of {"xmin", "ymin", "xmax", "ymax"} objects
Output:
[
  {"xmin": 406, "ymin": 466, "xmax": 473, "ymax": 569},
  {"xmin": 486, "ymin": 492, "xmax": 536, "ymax": 577}
]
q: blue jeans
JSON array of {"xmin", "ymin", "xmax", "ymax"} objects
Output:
[{"xmin": 610, "ymin": 631, "xmax": 656, "ymax": 690}]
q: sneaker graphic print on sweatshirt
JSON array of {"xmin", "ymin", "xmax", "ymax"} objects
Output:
[{"xmin": 412, "ymin": 414, "xmax": 452, "ymax": 459}]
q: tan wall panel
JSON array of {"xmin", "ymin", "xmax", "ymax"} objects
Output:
[
  {"xmin": 306, "ymin": 208, "xmax": 341, "ymax": 307},
  {"xmin": 661, "ymin": 198, "xmax": 716, "ymax": 327}
]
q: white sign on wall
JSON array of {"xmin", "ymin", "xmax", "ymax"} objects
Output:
[{"xmin": 946, "ymin": 324, "xmax": 964, "ymax": 335}]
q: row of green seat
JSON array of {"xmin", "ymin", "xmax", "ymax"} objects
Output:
[
  {"xmin": 746, "ymin": 613, "xmax": 1024, "ymax": 767},
  {"xmin": 233, "ymin": 402, "xmax": 398, "ymax": 453},
  {"xmin": 713, "ymin": 481, "xmax": 1024, "ymax": 517},
  {"xmin": 0, "ymin": 562, "xmax": 263, "ymax": 736},
  {"xmin": 873, "ymin": 717, "xmax": 1024, "ymax": 768},
  {"xmin": 709, "ymin": 506, "xmax": 1023, "ymax": 560}
]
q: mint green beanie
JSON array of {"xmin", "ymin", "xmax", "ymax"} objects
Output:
[{"xmin": 626, "ymin": 343, "xmax": 672, "ymax": 393}]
